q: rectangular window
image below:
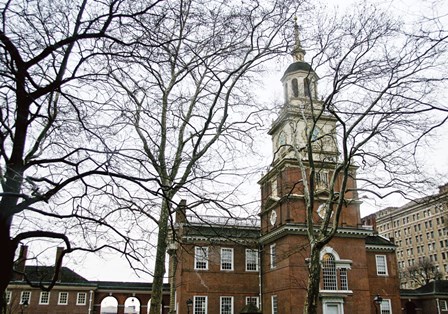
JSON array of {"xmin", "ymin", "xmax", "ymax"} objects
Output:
[
  {"xmin": 58, "ymin": 292, "xmax": 69, "ymax": 305},
  {"xmin": 5, "ymin": 291, "xmax": 11, "ymax": 305},
  {"xmin": 246, "ymin": 249, "xmax": 259, "ymax": 271},
  {"xmin": 77, "ymin": 292, "xmax": 87, "ymax": 305},
  {"xmin": 315, "ymin": 171, "xmax": 328, "ymax": 188},
  {"xmin": 272, "ymin": 295, "xmax": 278, "ymax": 314},
  {"xmin": 39, "ymin": 291, "xmax": 50, "ymax": 305},
  {"xmin": 195, "ymin": 247, "xmax": 209, "ymax": 270},
  {"xmin": 246, "ymin": 297, "xmax": 260, "ymax": 308},
  {"xmin": 221, "ymin": 248, "xmax": 234, "ymax": 271},
  {"xmin": 270, "ymin": 244, "xmax": 276, "ymax": 269},
  {"xmin": 340, "ymin": 268, "xmax": 348, "ymax": 290},
  {"xmin": 20, "ymin": 291, "xmax": 31, "ymax": 305},
  {"xmin": 380, "ymin": 299, "xmax": 392, "ymax": 314},
  {"xmin": 440, "ymin": 299, "xmax": 447, "ymax": 311},
  {"xmin": 194, "ymin": 296, "xmax": 207, "ymax": 314},
  {"xmin": 220, "ymin": 296, "xmax": 233, "ymax": 314},
  {"xmin": 376, "ymin": 255, "xmax": 388, "ymax": 276}
]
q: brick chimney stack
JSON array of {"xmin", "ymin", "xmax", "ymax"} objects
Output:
[
  {"xmin": 175, "ymin": 199, "xmax": 187, "ymax": 223},
  {"xmin": 55, "ymin": 247, "xmax": 64, "ymax": 281},
  {"xmin": 13, "ymin": 245, "xmax": 28, "ymax": 280}
]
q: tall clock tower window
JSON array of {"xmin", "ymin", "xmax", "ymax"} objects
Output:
[
  {"xmin": 292, "ymin": 78, "xmax": 299, "ymax": 97},
  {"xmin": 304, "ymin": 77, "xmax": 311, "ymax": 98}
]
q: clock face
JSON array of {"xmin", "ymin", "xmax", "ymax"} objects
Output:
[
  {"xmin": 270, "ymin": 210, "xmax": 277, "ymax": 226},
  {"xmin": 317, "ymin": 204, "xmax": 326, "ymax": 219}
]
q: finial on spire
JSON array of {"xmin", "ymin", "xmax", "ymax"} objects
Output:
[{"xmin": 292, "ymin": 16, "xmax": 305, "ymax": 62}]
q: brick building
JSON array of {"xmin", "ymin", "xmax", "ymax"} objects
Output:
[
  {"xmin": 366, "ymin": 184, "xmax": 448, "ymax": 289},
  {"xmin": 6, "ymin": 246, "xmax": 170, "ymax": 314},
  {"xmin": 168, "ymin": 20, "xmax": 401, "ymax": 314}
]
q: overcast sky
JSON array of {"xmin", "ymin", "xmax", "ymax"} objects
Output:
[{"xmin": 25, "ymin": 0, "xmax": 448, "ymax": 284}]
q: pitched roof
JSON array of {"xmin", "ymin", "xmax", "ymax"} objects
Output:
[{"xmin": 401, "ymin": 280, "xmax": 448, "ymax": 297}]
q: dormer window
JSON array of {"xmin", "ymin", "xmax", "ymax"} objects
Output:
[{"xmin": 292, "ymin": 78, "xmax": 299, "ymax": 97}]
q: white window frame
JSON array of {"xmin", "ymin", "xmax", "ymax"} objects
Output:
[
  {"xmin": 5, "ymin": 291, "xmax": 11, "ymax": 305},
  {"xmin": 220, "ymin": 296, "xmax": 233, "ymax": 314},
  {"xmin": 58, "ymin": 292, "xmax": 69, "ymax": 305},
  {"xmin": 76, "ymin": 292, "xmax": 87, "ymax": 305},
  {"xmin": 322, "ymin": 299, "xmax": 344, "ymax": 314},
  {"xmin": 39, "ymin": 291, "xmax": 50, "ymax": 305},
  {"xmin": 440, "ymin": 299, "xmax": 448, "ymax": 311},
  {"xmin": 194, "ymin": 247, "xmax": 209, "ymax": 270},
  {"xmin": 245, "ymin": 296, "xmax": 260, "ymax": 309},
  {"xmin": 270, "ymin": 244, "xmax": 276, "ymax": 269},
  {"xmin": 194, "ymin": 296, "xmax": 207, "ymax": 314},
  {"xmin": 271, "ymin": 295, "xmax": 278, "ymax": 314},
  {"xmin": 246, "ymin": 249, "xmax": 259, "ymax": 271},
  {"xmin": 380, "ymin": 299, "xmax": 392, "ymax": 314},
  {"xmin": 376, "ymin": 255, "xmax": 388, "ymax": 276},
  {"xmin": 220, "ymin": 248, "xmax": 234, "ymax": 271},
  {"xmin": 20, "ymin": 291, "xmax": 31, "ymax": 305}
]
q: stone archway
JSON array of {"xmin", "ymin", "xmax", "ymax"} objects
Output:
[
  {"xmin": 124, "ymin": 297, "xmax": 141, "ymax": 314},
  {"xmin": 101, "ymin": 296, "xmax": 119, "ymax": 314}
]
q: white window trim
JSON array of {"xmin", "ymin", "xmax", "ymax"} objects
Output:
[
  {"xmin": 440, "ymin": 299, "xmax": 447, "ymax": 311},
  {"xmin": 245, "ymin": 296, "xmax": 260, "ymax": 309},
  {"xmin": 20, "ymin": 291, "xmax": 31, "ymax": 305},
  {"xmin": 5, "ymin": 291, "xmax": 11, "ymax": 305},
  {"xmin": 39, "ymin": 291, "xmax": 50, "ymax": 305},
  {"xmin": 322, "ymin": 298, "xmax": 345, "ymax": 314},
  {"xmin": 220, "ymin": 248, "xmax": 234, "ymax": 271},
  {"xmin": 375, "ymin": 255, "xmax": 389, "ymax": 276},
  {"xmin": 194, "ymin": 246, "xmax": 209, "ymax": 270},
  {"xmin": 271, "ymin": 295, "xmax": 278, "ymax": 314},
  {"xmin": 76, "ymin": 292, "xmax": 87, "ymax": 305},
  {"xmin": 194, "ymin": 295, "xmax": 208, "ymax": 314},
  {"xmin": 58, "ymin": 292, "xmax": 69, "ymax": 305},
  {"xmin": 270, "ymin": 244, "xmax": 276, "ymax": 269},
  {"xmin": 380, "ymin": 299, "xmax": 392, "ymax": 314},
  {"xmin": 220, "ymin": 296, "xmax": 233, "ymax": 314},
  {"xmin": 245, "ymin": 249, "xmax": 259, "ymax": 271}
]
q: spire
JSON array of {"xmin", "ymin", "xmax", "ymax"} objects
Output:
[{"xmin": 291, "ymin": 17, "xmax": 306, "ymax": 62}]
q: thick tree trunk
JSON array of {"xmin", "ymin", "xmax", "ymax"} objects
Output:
[
  {"xmin": 149, "ymin": 199, "xmax": 171, "ymax": 314},
  {"xmin": 304, "ymin": 244, "xmax": 323, "ymax": 314},
  {"xmin": 0, "ymin": 217, "xmax": 15, "ymax": 310}
]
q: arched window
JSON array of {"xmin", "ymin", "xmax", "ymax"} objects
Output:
[
  {"xmin": 292, "ymin": 78, "xmax": 299, "ymax": 97},
  {"xmin": 322, "ymin": 253, "xmax": 337, "ymax": 290},
  {"xmin": 304, "ymin": 78, "xmax": 311, "ymax": 98},
  {"xmin": 320, "ymin": 246, "xmax": 352, "ymax": 292}
]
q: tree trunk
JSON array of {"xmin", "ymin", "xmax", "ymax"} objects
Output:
[
  {"xmin": 0, "ymin": 218, "xmax": 15, "ymax": 309},
  {"xmin": 149, "ymin": 199, "xmax": 171, "ymax": 314},
  {"xmin": 304, "ymin": 244, "xmax": 322, "ymax": 314}
]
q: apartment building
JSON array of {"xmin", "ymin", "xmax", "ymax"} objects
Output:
[{"xmin": 374, "ymin": 184, "xmax": 448, "ymax": 288}]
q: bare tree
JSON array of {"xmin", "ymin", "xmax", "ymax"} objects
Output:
[
  {"xmin": 100, "ymin": 0, "xmax": 303, "ymax": 312},
  {"xmin": 0, "ymin": 0, "xmax": 161, "ymax": 307},
  {"xmin": 276, "ymin": 3, "xmax": 448, "ymax": 314},
  {"xmin": 401, "ymin": 257, "xmax": 443, "ymax": 287}
]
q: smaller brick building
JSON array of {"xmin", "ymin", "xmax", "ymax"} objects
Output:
[{"xmin": 6, "ymin": 246, "xmax": 170, "ymax": 314}]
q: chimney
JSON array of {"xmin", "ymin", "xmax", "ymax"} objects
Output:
[
  {"xmin": 55, "ymin": 247, "xmax": 64, "ymax": 281},
  {"xmin": 13, "ymin": 245, "xmax": 28, "ymax": 280},
  {"xmin": 175, "ymin": 200, "xmax": 187, "ymax": 223}
]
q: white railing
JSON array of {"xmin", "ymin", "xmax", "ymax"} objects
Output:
[{"xmin": 187, "ymin": 214, "xmax": 260, "ymax": 228}]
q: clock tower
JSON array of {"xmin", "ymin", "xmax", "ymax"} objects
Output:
[{"xmin": 257, "ymin": 18, "xmax": 374, "ymax": 313}]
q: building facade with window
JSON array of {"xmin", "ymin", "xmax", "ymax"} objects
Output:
[
  {"xmin": 168, "ymin": 20, "xmax": 401, "ymax": 314},
  {"xmin": 372, "ymin": 184, "xmax": 448, "ymax": 289},
  {"xmin": 6, "ymin": 246, "xmax": 171, "ymax": 314}
]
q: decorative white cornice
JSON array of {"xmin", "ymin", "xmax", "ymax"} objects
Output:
[{"xmin": 259, "ymin": 224, "xmax": 373, "ymax": 243}]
